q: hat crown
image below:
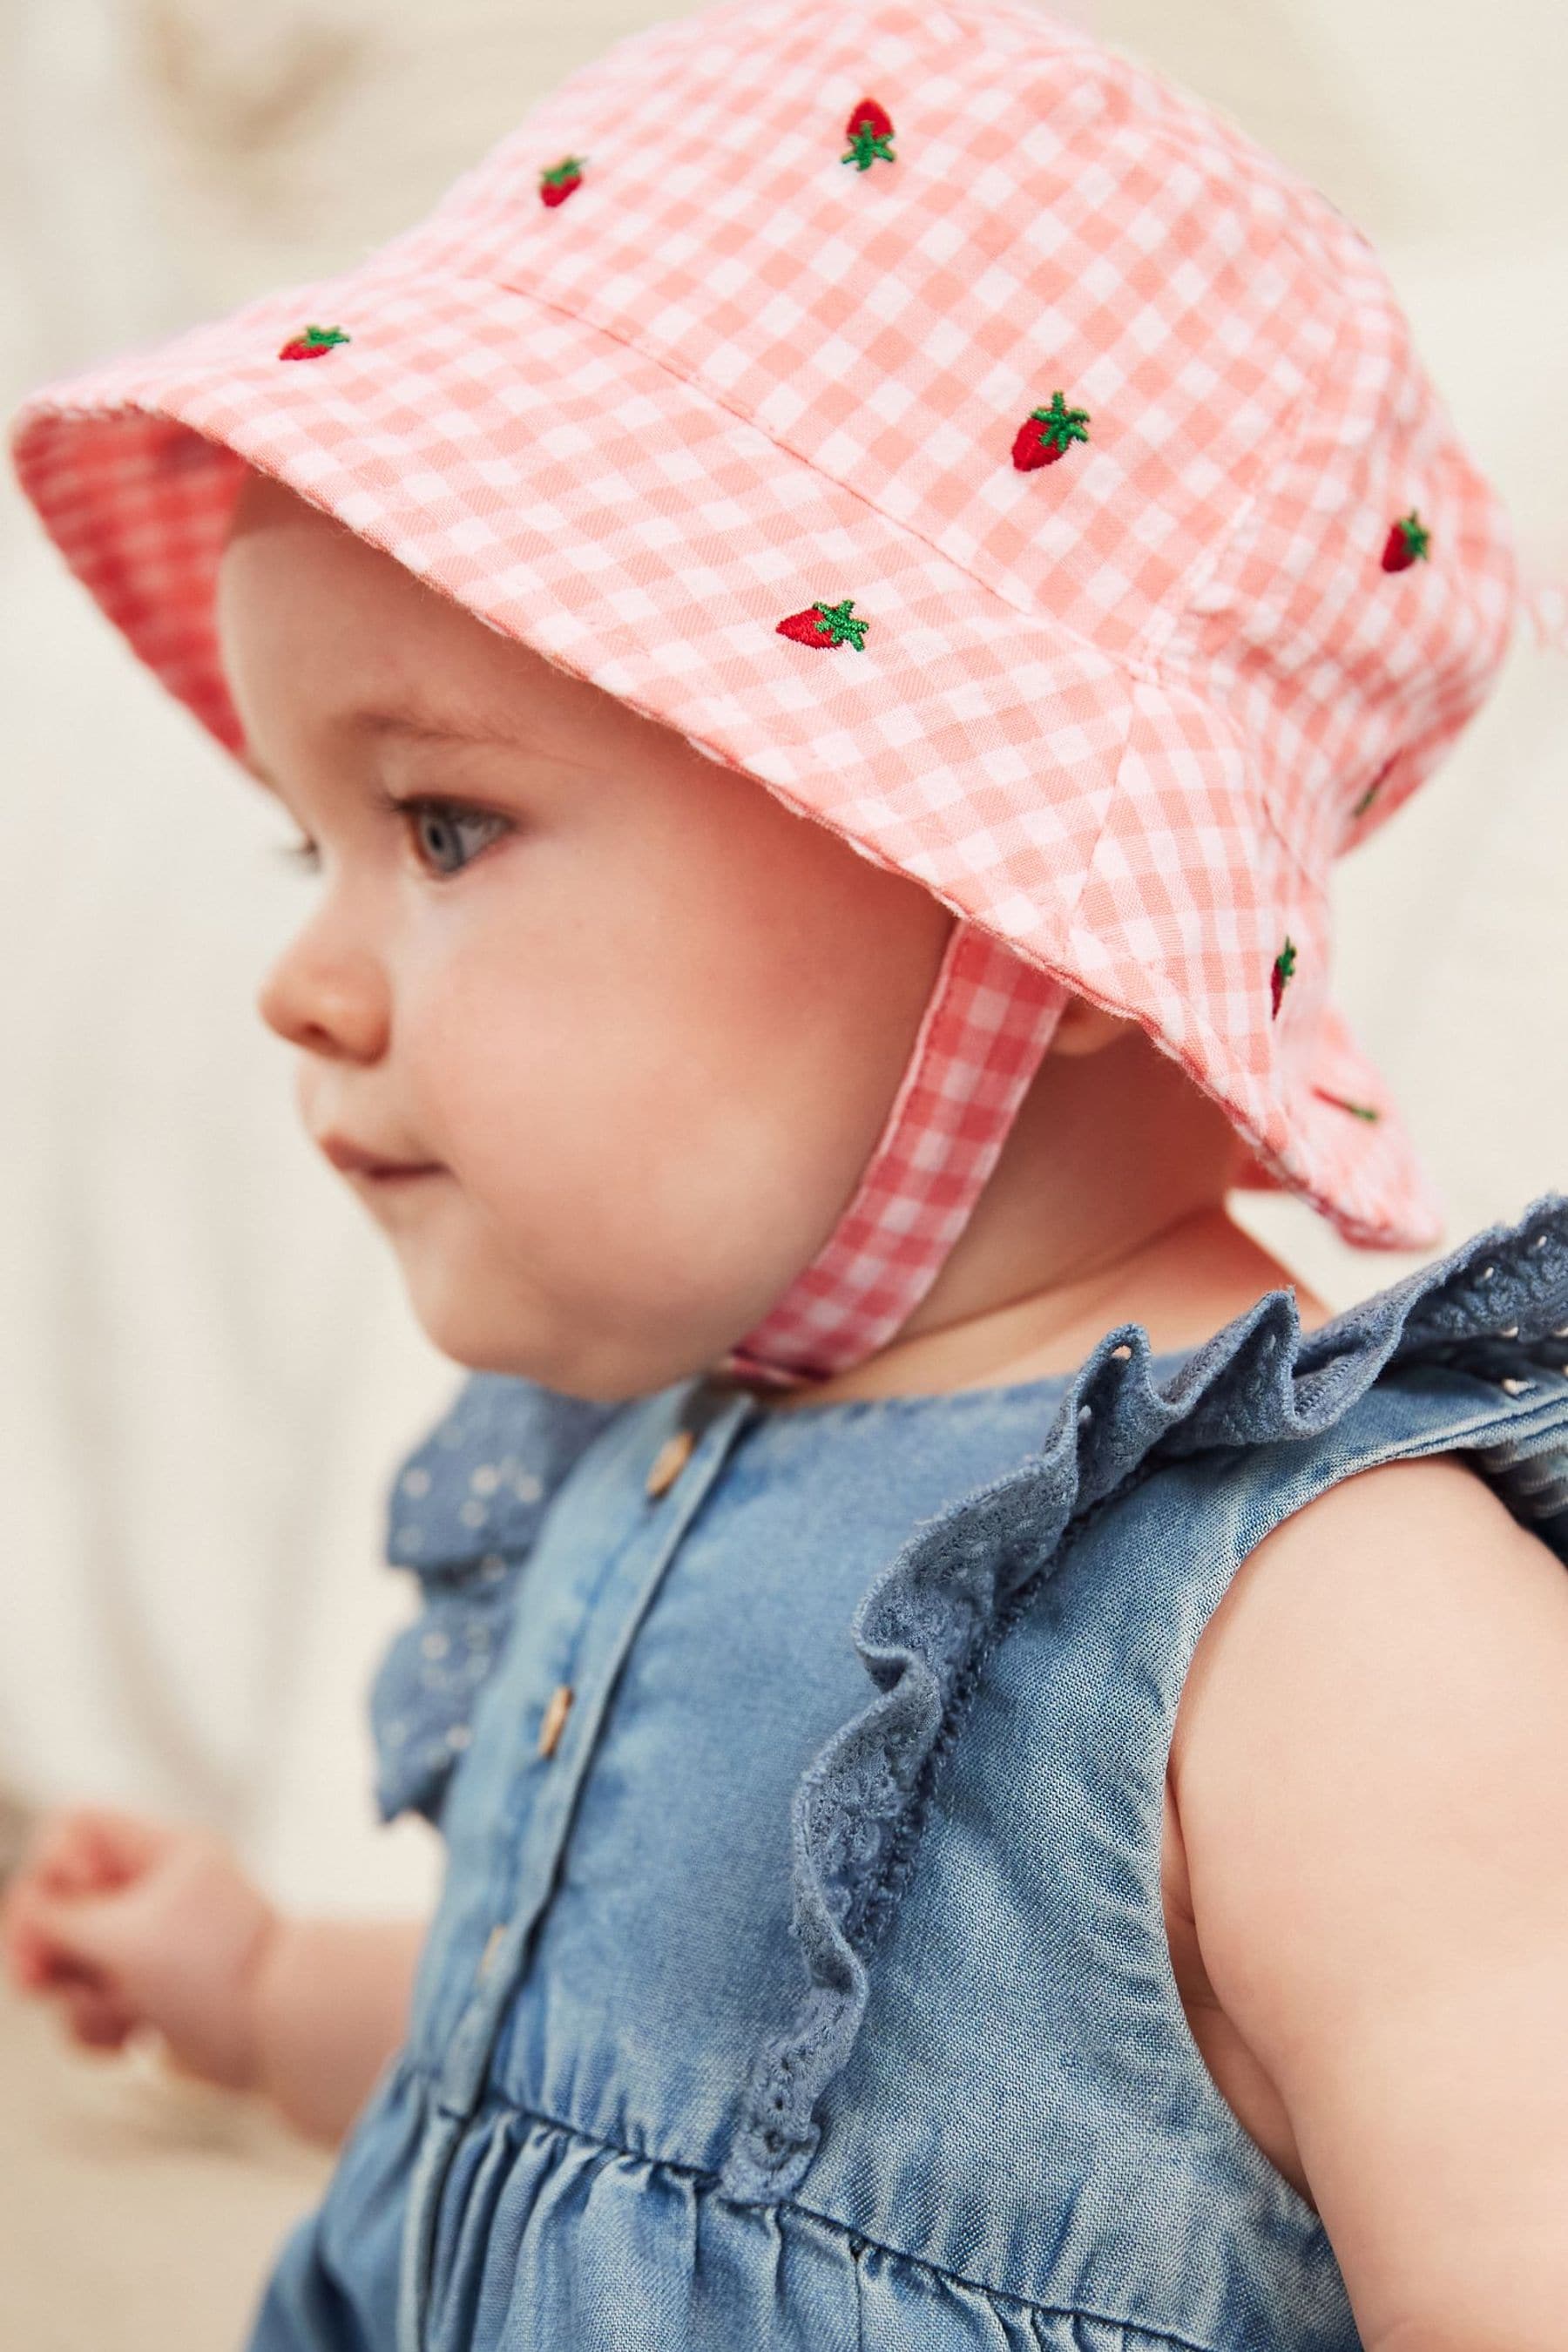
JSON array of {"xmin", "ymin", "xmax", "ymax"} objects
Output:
[{"xmin": 382, "ymin": 0, "xmax": 1517, "ymax": 872}]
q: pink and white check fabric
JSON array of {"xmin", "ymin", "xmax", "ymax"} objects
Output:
[
  {"xmin": 721, "ymin": 927, "xmax": 1071, "ymax": 1389},
  {"xmin": 7, "ymin": 0, "xmax": 1554, "ymax": 1384}
]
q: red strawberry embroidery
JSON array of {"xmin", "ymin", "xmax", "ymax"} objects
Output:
[
  {"xmin": 1380, "ymin": 508, "xmax": 1431, "ymax": 571},
  {"xmin": 1311, "ymin": 1086, "xmax": 1381, "ymax": 1123},
  {"xmin": 1270, "ymin": 936, "xmax": 1297, "ymax": 1020},
  {"xmin": 1011, "ymin": 390, "xmax": 1092, "ymax": 471},
  {"xmin": 775, "ymin": 597, "xmax": 870, "ymax": 651},
  {"xmin": 1350, "ymin": 754, "xmax": 1397, "ymax": 821},
  {"xmin": 278, "ymin": 324, "xmax": 351, "ymax": 362},
  {"xmin": 841, "ymin": 98, "xmax": 896, "ymax": 170},
  {"xmin": 540, "ymin": 155, "xmax": 586, "ymax": 206}
]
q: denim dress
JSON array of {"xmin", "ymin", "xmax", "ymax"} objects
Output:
[{"xmin": 247, "ymin": 1193, "xmax": 1568, "ymax": 2352}]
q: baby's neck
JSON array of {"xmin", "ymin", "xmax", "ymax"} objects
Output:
[{"xmin": 741, "ymin": 1205, "xmax": 1334, "ymax": 1415}]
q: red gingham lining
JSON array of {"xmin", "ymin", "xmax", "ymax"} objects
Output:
[{"xmin": 8, "ymin": 0, "xmax": 1541, "ymax": 1383}]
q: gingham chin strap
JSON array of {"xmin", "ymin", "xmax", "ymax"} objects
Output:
[{"xmin": 717, "ymin": 922, "xmax": 1073, "ymax": 1392}]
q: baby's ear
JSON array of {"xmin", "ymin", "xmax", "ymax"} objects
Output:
[{"xmin": 1049, "ymin": 995, "xmax": 1137, "ymax": 1058}]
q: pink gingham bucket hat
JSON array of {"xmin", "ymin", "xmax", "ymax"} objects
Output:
[{"xmin": 10, "ymin": 0, "xmax": 1565, "ymax": 1390}]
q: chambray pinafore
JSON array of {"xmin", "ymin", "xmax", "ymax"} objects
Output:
[{"xmin": 247, "ymin": 1193, "xmax": 1568, "ymax": 2352}]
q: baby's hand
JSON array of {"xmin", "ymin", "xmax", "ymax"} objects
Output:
[{"xmin": 0, "ymin": 1805, "xmax": 277, "ymax": 2092}]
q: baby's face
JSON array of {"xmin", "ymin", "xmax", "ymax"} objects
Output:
[{"xmin": 217, "ymin": 470, "xmax": 952, "ymax": 1398}]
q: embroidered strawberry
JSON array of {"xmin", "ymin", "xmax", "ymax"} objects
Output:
[
  {"xmin": 775, "ymin": 597, "xmax": 870, "ymax": 651},
  {"xmin": 1011, "ymin": 390, "xmax": 1092, "ymax": 471},
  {"xmin": 1350, "ymin": 754, "xmax": 1397, "ymax": 820},
  {"xmin": 841, "ymin": 98, "xmax": 896, "ymax": 170},
  {"xmin": 540, "ymin": 155, "xmax": 586, "ymax": 206},
  {"xmin": 1381, "ymin": 508, "xmax": 1430, "ymax": 571},
  {"xmin": 278, "ymin": 324, "xmax": 351, "ymax": 362},
  {"xmin": 1311, "ymin": 1086, "xmax": 1381, "ymax": 1123},
  {"xmin": 1270, "ymin": 936, "xmax": 1298, "ymax": 1020}
]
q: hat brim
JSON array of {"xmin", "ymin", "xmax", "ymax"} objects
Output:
[{"xmin": 9, "ymin": 260, "xmax": 1443, "ymax": 1252}]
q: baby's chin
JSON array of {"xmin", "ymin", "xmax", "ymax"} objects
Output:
[
  {"xmin": 389, "ymin": 1245, "xmax": 703, "ymax": 1402},
  {"xmin": 367, "ymin": 1183, "xmax": 754, "ymax": 1396}
]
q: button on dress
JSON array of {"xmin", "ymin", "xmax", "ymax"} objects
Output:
[{"xmin": 248, "ymin": 1193, "xmax": 1568, "ymax": 2352}]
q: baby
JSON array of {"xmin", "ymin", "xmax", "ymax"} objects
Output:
[{"xmin": 6, "ymin": 4, "xmax": 1568, "ymax": 2349}]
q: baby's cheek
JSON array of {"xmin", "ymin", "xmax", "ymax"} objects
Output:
[
  {"xmin": 401, "ymin": 993, "xmax": 668, "ymax": 1274},
  {"xmin": 388, "ymin": 915, "xmax": 855, "ymax": 1382}
]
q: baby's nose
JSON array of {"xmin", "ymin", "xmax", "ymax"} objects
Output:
[{"xmin": 253, "ymin": 921, "xmax": 389, "ymax": 1065}]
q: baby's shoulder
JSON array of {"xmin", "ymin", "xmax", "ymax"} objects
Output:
[
  {"xmin": 1172, "ymin": 1446, "xmax": 1568, "ymax": 1817},
  {"xmin": 1185, "ymin": 1447, "xmax": 1561, "ymax": 1715}
]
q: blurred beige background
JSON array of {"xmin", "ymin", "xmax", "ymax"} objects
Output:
[{"xmin": 0, "ymin": 2, "xmax": 1565, "ymax": 2342}]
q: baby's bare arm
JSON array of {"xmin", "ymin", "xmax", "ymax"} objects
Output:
[
  {"xmin": 1171, "ymin": 1454, "xmax": 1568, "ymax": 2352},
  {"xmin": 247, "ymin": 1914, "xmax": 426, "ymax": 2146}
]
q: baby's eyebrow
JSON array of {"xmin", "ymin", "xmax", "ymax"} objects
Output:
[
  {"xmin": 242, "ymin": 700, "xmax": 523, "ymax": 791},
  {"xmin": 342, "ymin": 702, "xmax": 519, "ymax": 753}
]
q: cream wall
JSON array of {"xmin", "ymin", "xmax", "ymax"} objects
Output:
[{"xmin": 2, "ymin": 0, "xmax": 1565, "ymax": 1916}]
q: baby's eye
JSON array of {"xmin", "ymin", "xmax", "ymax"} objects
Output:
[
  {"xmin": 271, "ymin": 794, "xmax": 512, "ymax": 882},
  {"xmin": 395, "ymin": 795, "xmax": 512, "ymax": 880}
]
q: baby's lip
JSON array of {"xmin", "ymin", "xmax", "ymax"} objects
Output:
[{"xmin": 317, "ymin": 1132, "xmax": 441, "ymax": 1178}]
